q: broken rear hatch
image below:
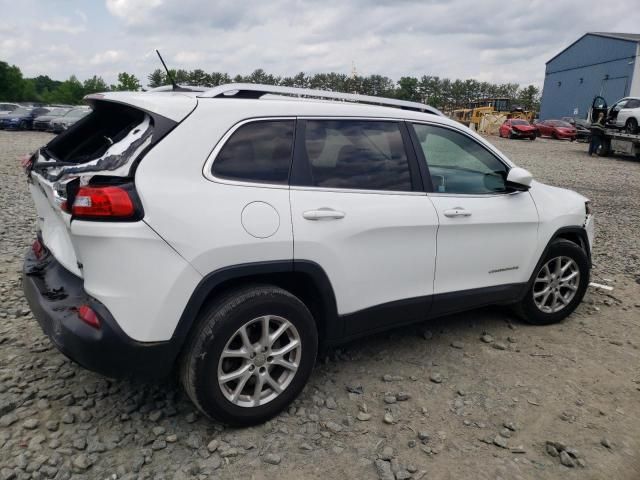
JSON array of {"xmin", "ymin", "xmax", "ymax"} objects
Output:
[{"xmin": 26, "ymin": 92, "xmax": 197, "ymax": 276}]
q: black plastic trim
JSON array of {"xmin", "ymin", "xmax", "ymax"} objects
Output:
[
  {"xmin": 429, "ymin": 283, "xmax": 527, "ymax": 318},
  {"xmin": 522, "ymin": 226, "xmax": 592, "ymax": 297},
  {"xmin": 341, "ymin": 296, "xmax": 430, "ymax": 338},
  {"xmin": 22, "ymin": 248, "xmax": 174, "ymax": 379},
  {"xmin": 171, "ymin": 260, "xmax": 341, "ymax": 351}
]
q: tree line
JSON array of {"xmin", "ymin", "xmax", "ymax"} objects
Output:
[{"xmin": 1, "ymin": 59, "xmax": 540, "ymax": 111}]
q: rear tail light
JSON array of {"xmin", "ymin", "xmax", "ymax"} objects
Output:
[
  {"xmin": 77, "ymin": 305, "xmax": 101, "ymax": 329},
  {"xmin": 72, "ymin": 185, "xmax": 136, "ymax": 219}
]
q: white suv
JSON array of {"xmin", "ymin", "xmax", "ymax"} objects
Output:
[
  {"xmin": 23, "ymin": 84, "xmax": 594, "ymax": 425},
  {"xmin": 607, "ymin": 96, "xmax": 640, "ymax": 133}
]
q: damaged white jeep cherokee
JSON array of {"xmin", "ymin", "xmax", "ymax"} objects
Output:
[{"xmin": 23, "ymin": 84, "xmax": 594, "ymax": 425}]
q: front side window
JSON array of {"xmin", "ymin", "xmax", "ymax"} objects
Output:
[
  {"xmin": 302, "ymin": 120, "xmax": 412, "ymax": 191},
  {"xmin": 412, "ymin": 123, "xmax": 508, "ymax": 194},
  {"xmin": 212, "ymin": 120, "xmax": 294, "ymax": 184}
]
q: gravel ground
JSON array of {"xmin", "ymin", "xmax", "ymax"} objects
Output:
[{"xmin": 1, "ymin": 131, "xmax": 639, "ymax": 480}]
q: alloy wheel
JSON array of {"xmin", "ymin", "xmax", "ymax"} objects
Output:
[
  {"xmin": 217, "ymin": 315, "xmax": 301, "ymax": 407},
  {"xmin": 532, "ymin": 256, "xmax": 580, "ymax": 314}
]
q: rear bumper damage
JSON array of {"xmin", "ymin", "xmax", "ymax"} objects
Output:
[{"xmin": 22, "ymin": 245, "xmax": 175, "ymax": 379}]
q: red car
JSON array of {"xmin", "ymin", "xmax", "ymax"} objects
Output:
[
  {"xmin": 535, "ymin": 120, "xmax": 577, "ymax": 141},
  {"xmin": 498, "ymin": 119, "xmax": 537, "ymax": 140}
]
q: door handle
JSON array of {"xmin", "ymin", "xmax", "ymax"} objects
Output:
[
  {"xmin": 303, "ymin": 209, "xmax": 345, "ymax": 221},
  {"xmin": 443, "ymin": 207, "xmax": 472, "ymax": 218}
]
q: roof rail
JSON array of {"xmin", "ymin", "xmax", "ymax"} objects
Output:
[
  {"xmin": 197, "ymin": 83, "xmax": 443, "ymax": 116},
  {"xmin": 147, "ymin": 84, "xmax": 209, "ymax": 93}
]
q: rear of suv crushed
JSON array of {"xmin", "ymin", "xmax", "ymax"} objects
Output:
[{"xmin": 22, "ymin": 84, "xmax": 594, "ymax": 426}]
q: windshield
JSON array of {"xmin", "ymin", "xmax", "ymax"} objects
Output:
[
  {"xmin": 549, "ymin": 120, "xmax": 572, "ymax": 127},
  {"xmin": 48, "ymin": 108, "xmax": 69, "ymax": 116},
  {"xmin": 65, "ymin": 109, "xmax": 89, "ymax": 118},
  {"xmin": 511, "ymin": 120, "xmax": 529, "ymax": 125},
  {"xmin": 11, "ymin": 107, "xmax": 32, "ymax": 115}
]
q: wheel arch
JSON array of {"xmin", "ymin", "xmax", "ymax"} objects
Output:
[
  {"xmin": 170, "ymin": 260, "xmax": 340, "ymax": 362},
  {"xmin": 522, "ymin": 226, "xmax": 591, "ymax": 300}
]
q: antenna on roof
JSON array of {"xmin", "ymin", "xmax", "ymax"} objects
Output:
[{"xmin": 155, "ymin": 49, "xmax": 178, "ymax": 90}]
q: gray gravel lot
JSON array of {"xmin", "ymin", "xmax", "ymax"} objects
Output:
[{"xmin": 1, "ymin": 131, "xmax": 639, "ymax": 480}]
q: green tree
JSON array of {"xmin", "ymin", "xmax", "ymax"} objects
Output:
[
  {"xmin": 516, "ymin": 84, "xmax": 541, "ymax": 111},
  {"xmin": 396, "ymin": 76, "xmax": 420, "ymax": 102},
  {"xmin": 112, "ymin": 72, "xmax": 141, "ymax": 91},
  {"xmin": 83, "ymin": 75, "xmax": 109, "ymax": 94},
  {"xmin": 147, "ymin": 69, "xmax": 165, "ymax": 88},
  {"xmin": 0, "ymin": 61, "xmax": 25, "ymax": 100},
  {"xmin": 45, "ymin": 76, "xmax": 85, "ymax": 104}
]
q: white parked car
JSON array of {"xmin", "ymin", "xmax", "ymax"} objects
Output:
[
  {"xmin": 0, "ymin": 102, "xmax": 20, "ymax": 115},
  {"xmin": 23, "ymin": 84, "xmax": 594, "ymax": 425},
  {"xmin": 607, "ymin": 96, "xmax": 640, "ymax": 133}
]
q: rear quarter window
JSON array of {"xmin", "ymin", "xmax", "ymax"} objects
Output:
[{"xmin": 212, "ymin": 120, "xmax": 294, "ymax": 184}]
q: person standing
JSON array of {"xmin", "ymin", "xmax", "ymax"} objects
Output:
[{"xmin": 588, "ymin": 112, "xmax": 606, "ymax": 156}]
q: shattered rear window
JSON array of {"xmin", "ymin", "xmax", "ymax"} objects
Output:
[{"xmin": 35, "ymin": 102, "xmax": 153, "ymax": 181}]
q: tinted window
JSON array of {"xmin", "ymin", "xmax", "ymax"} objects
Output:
[
  {"xmin": 511, "ymin": 120, "xmax": 529, "ymax": 125},
  {"xmin": 302, "ymin": 120, "xmax": 412, "ymax": 191},
  {"xmin": 412, "ymin": 123, "xmax": 508, "ymax": 194},
  {"xmin": 213, "ymin": 120, "xmax": 294, "ymax": 184},
  {"xmin": 625, "ymin": 99, "xmax": 640, "ymax": 108}
]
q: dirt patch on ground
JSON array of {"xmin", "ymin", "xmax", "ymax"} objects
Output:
[{"xmin": 1, "ymin": 131, "xmax": 639, "ymax": 479}]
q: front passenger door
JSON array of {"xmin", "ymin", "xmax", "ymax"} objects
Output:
[{"xmin": 410, "ymin": 123, "xmax": 539, "ymax": 311}]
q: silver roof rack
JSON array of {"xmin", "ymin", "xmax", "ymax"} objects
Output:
[
  {"xmin": 198, "ymin": 83, "xmax": 443, "ymax": 116},
  {"xmin": 147, "ymin": 85, "xmax": 209, "ymax": 93}
]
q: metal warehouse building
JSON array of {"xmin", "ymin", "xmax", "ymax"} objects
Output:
[{"xmin": 540, "ymin": 32, "xmax": 640, "ymax": 120}]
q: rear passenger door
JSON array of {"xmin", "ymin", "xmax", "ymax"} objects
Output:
[{"xmin": 289, "ymin": 119, "xmax": 439, "ymax": 337}]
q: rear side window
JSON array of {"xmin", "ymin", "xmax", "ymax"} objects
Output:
[
  {"xmin": 212, "ymin": 120, "xmax": 294, "ymax": 184},
  {"xmin": 302, "ymin": 120, "xmax": 412, "ymax": 191}
]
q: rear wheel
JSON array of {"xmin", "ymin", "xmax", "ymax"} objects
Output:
[
  {"xmin": 180, "ymin": 285, "xmax": 318, "ymax": 426},
  {"xmin": 516, "ymin": 240, "xmax": 589, "ymax": 325},
  {"xmin": 19, "ymin": 121, "xmax": 28, "ymax": 130},
  {"xmin": 625, "ymin": 118, "xmax": 638, "ymax": 134}
]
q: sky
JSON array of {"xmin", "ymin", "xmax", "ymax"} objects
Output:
[{"xmin": 1, "ymin": 0, "xmax": 640, "ymax": 88}]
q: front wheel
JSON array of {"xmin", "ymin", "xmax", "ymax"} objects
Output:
[
  {"xmin": 516, "ymin": 240, "xmax": 589, "ymax": 325},
  {"xmin": 180, "ymin": 285, "xmax": 318, "ymax": 426}
]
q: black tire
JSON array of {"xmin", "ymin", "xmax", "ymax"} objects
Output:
[
  {"xmin": 596, "ymin": 139, "xmax": 611, "ymax": 157},
  {"xmin": 19, "ymin": 121, "xmax": 28, "ymax": 130},
  {"xmin": 180, "ymin": 285, "xmax": 318, "ymax": 426},
  {"xmin": 529, "ymin": 136, "xmax": 535, "ymax": 141},
  {"xmin": 625, "ymin": 118, "xmax": 638, "ymax": 134},
  {"xmin": 516, "ymin": 239, "xmax": 590, "ymax": 325}
]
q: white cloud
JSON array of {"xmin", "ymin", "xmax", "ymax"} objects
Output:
[
  {"xmin": 90, "ymin": 50, "xmax": 124, "ymax": 65},
  {"xmin": 1, "ymin": 0, "xmax": 640, "ymax": 88},
  {"xmin": 105, "ymin": 0, "xmax": 164, "ymax": 24},
  {"xmin": 38, "ymin": 16, "xmax": 86, "ymax": 34}
]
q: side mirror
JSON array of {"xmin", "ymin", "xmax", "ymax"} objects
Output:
[{"xmin": 506, "ymin": 167, "xmax": 533, "ymax": 190}]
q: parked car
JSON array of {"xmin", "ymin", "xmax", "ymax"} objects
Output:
[
  {"xmin": 535, "ymin": 120, "xmax": 577, "ymax": 140},
  {"xmin": 33, "ymin": 107, "xmax": 71, "ymax": 131},
  {"xmin": 23, "ymin": 84, "xmax": 594, "ymax": 426},
  {"xmin": 606, "ymin": 96, "xmax": 640, "ymax": 133},
  {"xmin": 50, "ymin": 107, "xmax": 90, "ymax": 133},
  {"xmin": 0, "ymin": 102, "xmax": 20, "ymax": 114},
  {"xmin": 0, "ymin": 106, "xmax": 50, "ymax": 130},
  {"xmin": 562, "ymin": 117, "xmax": 591, "ymax": 142},
  {"xmin": 498, "ymin": 119, "xmax": 537, "ymax": 140}
]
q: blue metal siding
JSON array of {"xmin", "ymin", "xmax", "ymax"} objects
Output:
[{"xmin": 540, "ymin": 34, "xmax": 637, "ymax": 120}]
